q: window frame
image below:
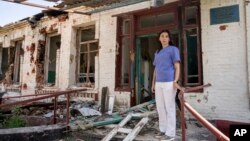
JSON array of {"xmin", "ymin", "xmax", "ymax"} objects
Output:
[
  {"xmin": 182, "ymin": 3, "xmax": 203, "ymax": 87},
  {"xmin": 115, "ymin": 16, "xmax": 133, "ymax": 91},
  {"xmin": 78, "ymin": 40, "xmax": 98, "ymax": 84},
  {"xmin": 0, "ymin": 40, "xmax": 22, "ymax": 84},
  {"xmin": 77, "ymin": 26, "xmax": 99, "ymax": 85}
]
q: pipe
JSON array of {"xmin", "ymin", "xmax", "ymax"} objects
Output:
[
  {"xmin": 178, "ymin": 84, "xmax": 229, "ymax": 141},
  {"xmin": 53, "ymin": 96, "xmax": 57, "ymax": 124},
  {"xmin": 184, "ymin": 102, "xmax": 230, "ymax": 141},
  {"xmin": 0, "ymin": 89, "xmax": 86, "ymax": 108},
  {"xmin": 184, "ymin": 83, "xmax": 211, "ymax": 93},
  {"xmin": 179, "ymin": 92, "xmax": 186, "ymax": 141},
  {"xmin": 66, "ymin": 94, "xmax": 70, "ymax": 124},
  {"xmin": 2, "ymin": 92, "xmax": 54, "ymax": 99},
  {"xmin": 1, "ymin": 0, "xmax": 90, "ymax": 15}
]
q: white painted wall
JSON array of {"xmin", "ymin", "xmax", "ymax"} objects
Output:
[
  {"xmin": 185, "ymin": 0, "xmax": 250, "ymax": 122},
  {"xmin": 246, "ymin": 0, "xmax": 250, "ymax": 109}
]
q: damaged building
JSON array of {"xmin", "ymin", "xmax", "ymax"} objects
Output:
[{"xmin": 0, "ymin": 0, "xmax": 250, "ymax": 124}]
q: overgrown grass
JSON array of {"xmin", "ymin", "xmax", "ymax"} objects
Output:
[{"xmin": 3, "ymin": 106, "xmax": 26, "ymax": 128}]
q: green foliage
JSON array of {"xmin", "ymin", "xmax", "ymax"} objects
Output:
[{"xmin": 3, "ymin": 106, "xmax": 26, "ymax": 128}]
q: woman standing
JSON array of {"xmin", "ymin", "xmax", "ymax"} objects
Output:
[{"xmin": 151, "ymin": 29, "xmax": 181, "ymax": 141}]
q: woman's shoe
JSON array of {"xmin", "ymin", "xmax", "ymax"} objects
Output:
[
  {"xmin": 154, "ymin": 132, "xmax": 165, "ymax": 138},
  {"xmin": 160, "ymin": 135, "xmax": 175, "ymax": 141}
]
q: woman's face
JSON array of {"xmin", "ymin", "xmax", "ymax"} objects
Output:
[{"xmin": 159, "ymin": 32, "xmax": 170, "ymax": 47}]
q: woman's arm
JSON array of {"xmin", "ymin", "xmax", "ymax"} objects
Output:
[
  {"xmin": 174, "ymin": 61, "xmax": 180, "ymax": 83},
  {"xmin": 174, "ymin": 62, "xmax": 184, "ymax": 91}
]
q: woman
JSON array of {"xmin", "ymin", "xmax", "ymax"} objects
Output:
[{"xmin": 151, "ymin": 29, "xmax": 181, "ymax": 141}]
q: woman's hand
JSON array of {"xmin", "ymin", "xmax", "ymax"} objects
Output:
[
  {"xmin": 173, "ymin": 82, "xmax": 185, "ymax": 92},
  {"xmin": 151, "ymin": 84, "xmax": 155, "ymax": 94}
]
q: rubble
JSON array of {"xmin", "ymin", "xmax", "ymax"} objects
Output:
[{"xmin": 0, "ymin": 89, "xmax": 217, "ymax": 141}]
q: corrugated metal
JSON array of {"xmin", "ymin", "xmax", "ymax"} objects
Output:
[
  {"xmin": 45, "ymin": 0, "xmax": 149, "ymax": 14},
  {"xmin": 53, "ymin": 0, "xmax": 125, "ymax": 8}
]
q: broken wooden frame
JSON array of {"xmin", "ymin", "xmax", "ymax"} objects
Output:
[
  {"xmin": 0, "ymin": 88, "xmax": 86, "ymax": 125},
  {"xmin": 179, "ymin": 83, "xmax": 230, "ymax": 141}
]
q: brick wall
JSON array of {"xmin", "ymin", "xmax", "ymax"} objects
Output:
[{"xmin": 185, "ymin": 0, "xmax": 250, "ymax": 122}]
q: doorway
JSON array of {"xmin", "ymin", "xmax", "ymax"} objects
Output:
[{"xmin": 135, "ymin": 31, "xmax": 180, "ymax": 104}]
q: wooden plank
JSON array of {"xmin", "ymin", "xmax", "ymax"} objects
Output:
[
  {"xmin": 118, "ymin": 128, "xmax": 132, "ymax": 134},
  {"xmin": 101, "ymin": 114, "xmax": 132, "ymax": 141},
  {"xmin": 123, "ymin": 117, "xmax": 149, "ymax": 141}
]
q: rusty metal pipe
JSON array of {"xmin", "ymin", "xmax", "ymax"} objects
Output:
[
  {"xmin": 66, "ymin": 94, "xmax": 70, "ymax": 124},
  {"xmin": 0, "ymin": 89, "xmax": 86, "ymax": 108},
  {"xmin": 178, "ymin": 84, "xmax": 229, "ymax": 141},
  {"xmin": 184, "ymin": 83, "xmax": 211, "ymax": 93},
  {"xmin": 184, "ymin": 102, "xmax": 230, "ymax": 141},
  {"xmin": 53, "ymin": 96, "xmax": 58, "ymax": 124},
  {"xmin": 0, "ymin": 89, "xmax": 86, "ymax": 126},
  {"xmin": 179, "ymin": 92, "xmax": 186, "ymax": 141},
  {"xmin": 2, "ymin": 92, "xmax": 54, "ymax": 99}
]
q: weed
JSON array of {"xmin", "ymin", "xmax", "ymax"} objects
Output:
[{"xmin": 3, "ymin": 106, "xmax": 26, "ymax": 128}]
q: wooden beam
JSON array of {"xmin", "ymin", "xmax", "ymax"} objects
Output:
[{"xmin": 2, "ymin": 0, "xmax": 90, "ymax": 15}]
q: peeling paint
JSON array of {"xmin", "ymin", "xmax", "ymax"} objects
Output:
[
  {"xmin": 197, "ymin": 99, "xmax": 201, "ymax": 103},
  {"xmin": 48, "ymin": 24, "xmax": 58, "ymax": 33},
  {"xmin": 211, "ymin": 106, "xmax": 216, "ymax": 112},
  {"xmin": 58, "ymin": 15, "xmax": 68, "ymax": 22},
  {"xmin": 203, "ymin": 95, "xmax": 208, "ymax": 103},
  {"xmin": 30, "ymin": 43, "xmax": 35, "ymax": 63},
  {"xmin": 22, "ymin": 83, "xmax": 27, "ymax": 90},
  {"xmin": 39, "ymin": 27, "xmax": 47, "ymax": 34},
  {"xmin": 32, "ymin": 68, "xmax": 36, "ymax": 73},
  {"xmin": 35, "ymin": 40, "xmax": 46, "ymax": 86},
  {"xmin": 219, "ymin": 25, "xmax": 228, "ymax": 31}
]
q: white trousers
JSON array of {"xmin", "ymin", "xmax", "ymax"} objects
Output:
[{"xmin": 155, "ymin": 82, "xmax": 176, "ymax": 137}]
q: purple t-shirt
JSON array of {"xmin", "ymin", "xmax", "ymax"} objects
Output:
[{"xmin": 153, "ymin": 45, "xmax": 180, "ymax": 82}]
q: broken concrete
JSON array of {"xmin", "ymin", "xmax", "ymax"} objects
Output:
[{"xmin": 0, "ymin": 124, "xmax": 67, "ymax": 141}]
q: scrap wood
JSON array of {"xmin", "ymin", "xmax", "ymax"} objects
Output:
[
  {"xmin": 114, "ymin": 99, "xmax": 155, "ymax": 115},
  {"xmin": 76, "ymin": 110, "xmax": 157, "ymax": 130},
  {"xmin": 77, "ymin": 116, "xmax": 123, "ymax": 130},
  {"xmin": 76, "ymin": 100, "xmax": 156, "ymax": 131},
  {"xmin": 101, "ymin": 113, "xmax": 150, "ymax": 141}
]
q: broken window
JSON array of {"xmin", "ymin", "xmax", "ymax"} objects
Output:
[
  {"xmin": 45, "ymin": 35, "xmax": 61, "ymax": 85},
  {"xmin": 78, "ymin": 26, "xmax": 98, "ymax": 86},
  {"xmin": 13, "ymin": 41, "xmax": 22, "ymax": 83},
  {"xmin": 0, "ymin": 41, "xmax": 22, "ymax": 84}
]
